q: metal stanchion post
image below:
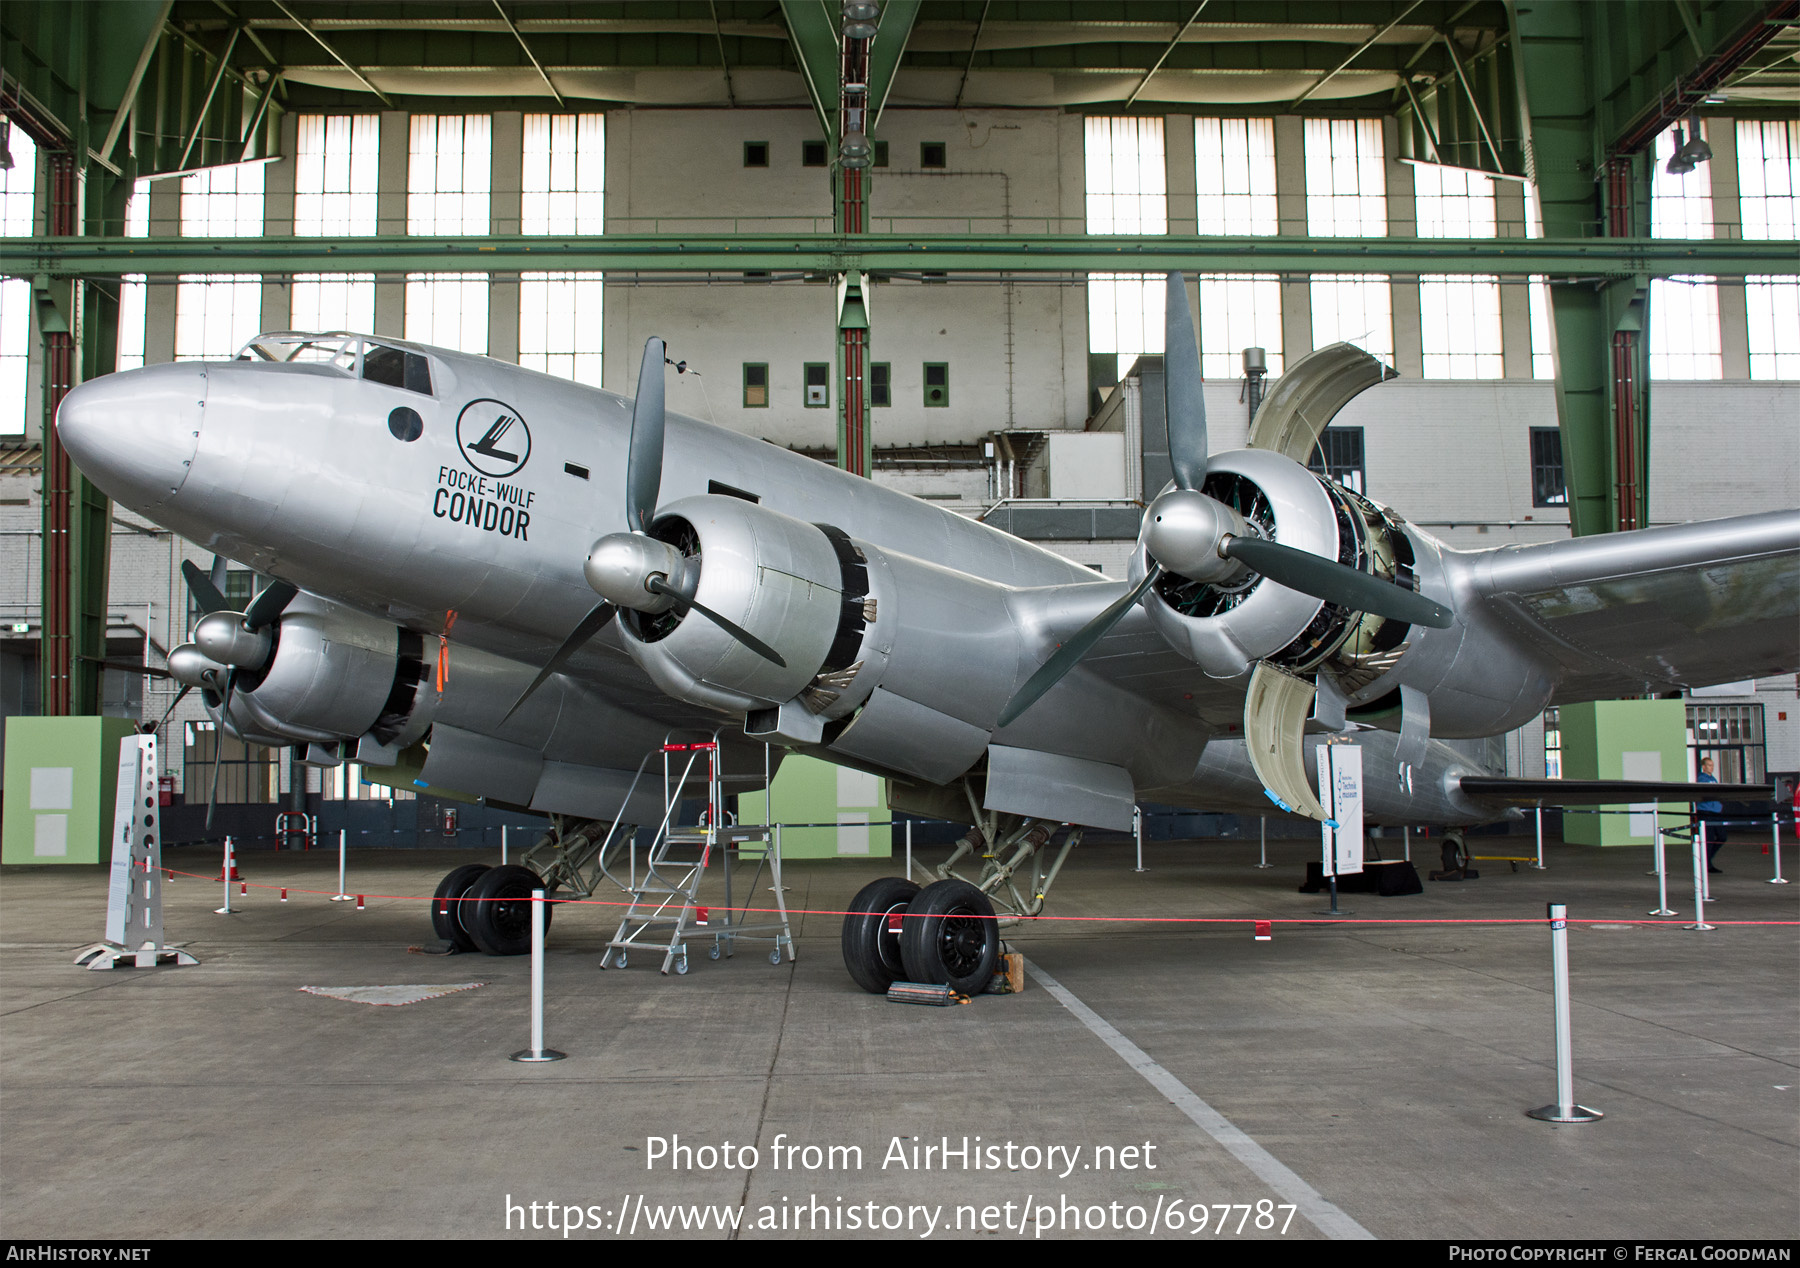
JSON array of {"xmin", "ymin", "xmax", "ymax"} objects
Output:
[
  {"xmin": 502, "ymin": 824, "xmax": 509, "ymax": 866},
  {"xmin": 214, "ymin": 837, "xmax": 234, "ymax": 915},
  {"xmin": 1771, "ymin": 812, "xmax": 1789, "ymax": 886},
  {"xmin": 1401, "ymin": 822, "xmax": 1409, "ymax": 864},
  {"xmin": 330, "ymin": 828, "xmax": 353, "ymax": 901},
  {"xmin": 904, "ymin": 819, "xmax": 913, "ymax": 881},
  {"xmin": 1256, "ymin": 816, "xmax": 1271, "ymax": 868},
  {"xmin": 1686, "ymin": 827, "xmax": 1715, "ymax": 932},
  {"xmin": 1527, "ymin": 903, "xmax": 1602, "ymax": 1123},
  {"xmin": 1533, "ymin": 804, "xmax": 1546, "ymax": 870},
  {"xmin": 1133, "ymin": 806, "xmax": 1145, "ymax": 873},
  {"xmin": 510, "ymin": 889, "xmax": 565, "ymax": 1063},
  {"xmin": 1649, "ymin": 827, "xmax": 1675, "ymax": 916}
]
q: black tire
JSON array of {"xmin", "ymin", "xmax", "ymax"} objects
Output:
[
  {"xmin": 463, "ymin": 864, "xmax": 553, "ymax": 956},
  {"xmin": 841, "ymin": 877, "xmax": 921, "ymax": 994},
  {"xmin": 431, "ymin": 864, "xmax": 491, "ymax": 951},
  {"xmin": 898, "ymin": 879, "xmax": 998, "ymax": 995}
]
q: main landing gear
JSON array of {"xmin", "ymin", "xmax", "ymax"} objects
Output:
[
  {"xmin": 431, "ymin": 814, "xmax": 635, "ymax": 955},
  {"xmin": 840, "ymin": 785, "xmax": 1081, "ymax": 994}
]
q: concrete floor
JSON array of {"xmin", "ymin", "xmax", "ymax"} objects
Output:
[{"xmin": 2, "ymin": 833, "xmax": 1795, "ymax": 1241}]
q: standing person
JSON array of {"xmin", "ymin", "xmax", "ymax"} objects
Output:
[{"xmin": 1696, "ymin": 757, "xmax": 1726, "ymax": 874}]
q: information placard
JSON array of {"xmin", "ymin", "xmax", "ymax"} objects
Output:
[{"xmin": 1318, "ymin": 744, "xmax": 1364, "ymax": 877}]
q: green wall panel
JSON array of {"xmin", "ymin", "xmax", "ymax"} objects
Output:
[
  {"xmin": 2, "ymin": 716, "xmax": 138, "ymax": 865},
  {"xmin": 1558, "ymin": 699, "xmax": 1689, "ymax": 846},
  {"xmin": 739, "ymin": 754, "xmax": 891, "ymax": 860}
]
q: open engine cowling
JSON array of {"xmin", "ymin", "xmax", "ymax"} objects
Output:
[
  {"xmin": 617, "ymin": 494, "xmax": 844, "ymax": 713},
  {"xmin": 1139, "ymin": 448, "xmax": 1422, "ymax": 682}
]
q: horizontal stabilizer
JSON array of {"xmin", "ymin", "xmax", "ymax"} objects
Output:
[{"xmin": 1459, "ymin": 777, "xmax": 1775, "ymax": 806}]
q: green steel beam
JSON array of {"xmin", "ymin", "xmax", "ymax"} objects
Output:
[
  {"xmin": 1512, "ymin": 0, "xmax": 1623, "ymax": 538},
  {"xmin": 7, "ymin": 233, "xmax": 1793, "ymax": 279},
  {"xmin": 866, "ymin": 0, "xmax": 919, "ymax": 128},
  {"xmin": 780, "ymin": 0, "xmax": 840, "ymax": 144}
]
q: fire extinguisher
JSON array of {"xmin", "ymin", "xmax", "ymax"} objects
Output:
[{"xmin": 441, "ymin": 806, "xmax": 458, "ymax": 838}]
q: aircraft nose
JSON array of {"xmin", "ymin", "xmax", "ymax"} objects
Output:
[{"xmin": 55, "ymin": 363, "xmax": 206, "ymax": 509}]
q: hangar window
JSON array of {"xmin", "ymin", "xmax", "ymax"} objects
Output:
[
  {"xmin": 176, "ymin": 163, "xmax": 266, "ymax": 362},
  {"xmin": 408, "ymin": 117, "xmax": 492, "ymax": 355},
  {"xmin": 1523, "ymin": 183, "xmax": 1556, "ymax": 380},
  {"xmin": 405, "ymin": 274, "xmax": 490, "ymax": 355},
  {"xmin": 1414, "ymin": 165, "xmax": 1503, "ymax": 379},
  {"xmin": 1192, "ymin": 119, "xmax": 1283, "ymax": 377},
  {"xmin": 1529, "ymin": 428, "xmax": 1567, "ymax": 507},
  {"xmin": 1305, "ymin": 120, "xmax": 1392, "ymax": 367},
  {"xmin": 184, "ymin": 721, "xmax": 282, "ymax": 807},
  {"xmin": 874, "ymin": 140, "xmax": 889, "ymax": 168},
  {"xmin": 116, "ymin": 177, "xmax": 150, "ymax": 372},
  {"xmin": 743, "ymin": 363, "xmax": 769, "ymax": 407},
  {"xmin": 1086, "ymin": 117, "xmax": 1168, "ymax": 380},
  {"xmin": 920, "ymin": 141, "xmax": 947, "ymax": 169},
  {"xmin": 1738, "ymin": 121, "xmax": 1800, "ymax": 380},
  {"xmin": 408, "ymin": 115, "xmax": 491, "ymax": 236},
  {"xmin": 803, "ymin": 140, "xmax": 828, "ymax": 167},
  {"xmin": 804, "ymin": 362, "xmax": 830, "ymax": 407},
  {"xmin": 0, "ymin": 117, "xmax": 37, "ymax": 434},
  {"xmin": 870, "ymin": 362, "xmax": 891, "ymax": 407},
  {"xmin": 1194, "ymin": 117, "xmax": 1276, "ymax": 236},
  {"xmin": 291, "ymin": 115, "xmax": 380, "ymax": 333},
  {"xmin": 1649, "ymin": 123, "xmax": 1722, "ymax": 380},
  {"xmin": 1687, "ymin": 703, "xmax": 1766, "ymax": 784},
  {"xmin": 744, "ymin": 141, "xmax": 769, "ymax": 168},
  {"xmin": 1306, "ymin": 426, "xmax": 1364, "ymax": 496},
  {"xmin": 1197, "ymin": 274, "xmax": 1283, "ymax": 379},
  {"xmin": 521, "ymin": 115, "xmax": 605, "ymax": 386}
]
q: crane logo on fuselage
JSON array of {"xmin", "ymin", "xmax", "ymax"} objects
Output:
[
  {"xmin": 456, "ymin": 399, "xmax": 532, "ymax": 478},
  {"xmin": 436, "ymin": 398, "xmax": 536, "ymax": 541}
]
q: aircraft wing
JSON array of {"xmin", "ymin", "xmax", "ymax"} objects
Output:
[{"xmin": 1462, "ymin": 509, "xmax": 1800, "ymax": 703}]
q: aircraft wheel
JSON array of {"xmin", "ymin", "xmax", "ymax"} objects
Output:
[
  {"xmin": 898, "ymin": 879, "xmax": 998, "ymax": 995},
  {"xmin": 841, "ymin": 876, "xmax": 920, "ymax": 994},
  {"xmin": 463, "ymin": 864, "xmax": 552, "ymax": 956},
  {"xmin": 431, "ymin": 864, "xmax": 491, "ymax": 951}
]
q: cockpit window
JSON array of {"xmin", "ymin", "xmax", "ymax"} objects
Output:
[
  {"xmin": 362, "ymin": 344, "xmax": 434, "ymax": 396},
  {"xmin": 238, "ymin": 332, "xmax": 359, "ymax": 372}
]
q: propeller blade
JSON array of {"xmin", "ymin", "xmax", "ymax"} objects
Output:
[
  {"xmin": 244, "ymin": 580, "xmax": 299, "ymax": 630},
  {"xmin": 79, "ymin": 655, "xmax": 174, "ymax": 680},
  {"xmin": 998, "ymin": 565, "xmax": 1164, "ymax": 728},
  {"xmin": 501, "ymin": 602, "xmax": 618, "ymax": 724},
  {"xmin": 145, "ymin": 684, "xmax": 193, "ymax": 735},
  {"xmin": 1164, "ymin": 271, "xmax": 1208, "ymax": 492},
  {"xmin": 205, "ymin": 669, "xmax": 238, "ymax": 831},
  {"xmin": 626, "ymin": 336, "xmax": 667, "ymax": 532},
  {"xmin": 646, "ymin": 577, "xmax": 786, "ymax": 667},
  {"xmin": 209, "ymin": 554, "xmax": 228, "ymax": 592},
  {"xmin": 1222, "ymin": 536, "xmax": 1454, "ymax": 629},
  {"xmin": 181, "ymin": 560, "xmax": 231, "ymax": 617}
]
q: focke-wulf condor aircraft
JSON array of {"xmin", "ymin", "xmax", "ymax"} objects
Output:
[{"xmin": 56, "ymin": 274, "xmax": 1799, "ymax": 994}]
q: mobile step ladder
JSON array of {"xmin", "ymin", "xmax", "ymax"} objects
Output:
[{"xmin": 601, "ymin": 733, "xmax": 792, "ymax": 975}]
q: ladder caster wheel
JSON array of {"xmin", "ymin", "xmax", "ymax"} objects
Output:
[
  {"xmin": 770, "ymin": 948, "xmax": 783, "ymax": 966},
  {"xmin": 613, "ymin": 951, "xmax": 627, "ymax": 969},
  {"xmin": 675, "ymin": 957, "xmax": 689, "ymax": 975},
  {"xmin": 709, "ymin": 945, "xmax": 721, "ymax": 961}
]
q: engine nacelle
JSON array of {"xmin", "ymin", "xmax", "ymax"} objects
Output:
[
  {"xmin": 219, "ymin": 595, "xmax": 430, "ymax": 749},
  {"xmin": 618, "ymin": 495, "xmax": 844, "ymax": 713}
]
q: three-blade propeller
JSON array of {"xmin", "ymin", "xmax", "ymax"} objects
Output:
[
  {"xmin": 176, "ymin": 559, "xmax": 299, "ymax": 828},
  {"xmin": 999, "ymin": 272, "xmax": 1453, "ymax": 729},
  {"xmin": 504, "ymin": 337, "xmax": 783, "ymax": 724}
]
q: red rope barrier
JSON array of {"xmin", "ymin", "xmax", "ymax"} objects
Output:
[{"xmin": 143, "ymin": 860, "xmax": 1800, "ymax": 929}]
